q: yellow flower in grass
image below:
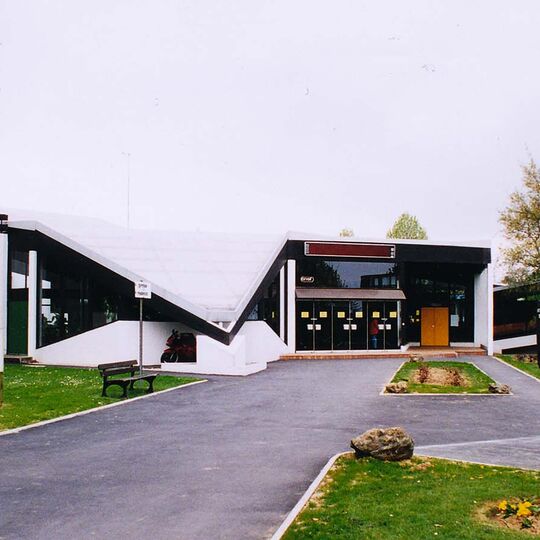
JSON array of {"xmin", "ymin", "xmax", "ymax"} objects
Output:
[
  {"xmin": 517, "ymin": 501, "xmax": 532, "ymax": 517},
  {"xmin": 497, "ymin": 500, "xmax": 508, "ymax": 511}
]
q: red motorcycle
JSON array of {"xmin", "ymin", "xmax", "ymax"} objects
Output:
[{"xmin": 161, "ymin": 329, "xmax": 196, "ymax": 363}]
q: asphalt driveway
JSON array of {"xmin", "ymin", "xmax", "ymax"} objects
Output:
[{"xmin": 1, "ymin": 356, "xmax": 539, "ymax": 540}]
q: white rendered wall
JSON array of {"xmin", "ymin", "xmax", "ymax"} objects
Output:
[
  {"xmin": 34, "ymin": 321, "xmax": 190, "ymax": 367},
  {"xmin": 493, "ymin": 334, "xmax": 536, "ymax": 354},
  {"xmin": 286, "ymin": 259, "xmax": 296, "ymax": 352},
  {"xmin": 164, "ymin": 321, "xmax": 287, "ymax": 376},
  {"xmin": 241, "ymin": 320, "xmax": 288, "ymax": 364},
  {"xmin": 34, "ymin": 319, "xmax": 287, "ymax": 376},
  {"xmin": 279, "ymin": 266, "xmax": 285, "ymax": 340},
  {"xmin": 474, "ymin": 264, "xmax": 494, "ymax": 355}
]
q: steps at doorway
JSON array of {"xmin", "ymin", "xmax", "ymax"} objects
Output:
[
  {"xmin": 280, "ymin": 347, "xmax": 487, "ymax": 361},
  {"xmin": 4, "ymin": 355, "xmax": 37, "ymax": 365}
]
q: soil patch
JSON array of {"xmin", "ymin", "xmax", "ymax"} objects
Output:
[
  {"xmin": 476, "ymin": 501, "xmax": 540, "ymax": 535},
  {"xmin": 412, "ymin": 366, "xmax": 470, "ymax": 387}
]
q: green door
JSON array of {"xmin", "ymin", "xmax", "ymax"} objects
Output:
[{"xmin": 8, "ymin": 300, "xmax": 28, "ymax": 355}]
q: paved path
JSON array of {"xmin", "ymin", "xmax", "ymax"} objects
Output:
[{"xmin": 1, "ymin": 356, "xmax": 539, "ymax": 539}]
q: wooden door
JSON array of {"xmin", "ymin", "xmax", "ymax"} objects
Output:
[{"xmin": 421, "ymin": 307, "xmax": 449, "ymax": 346}]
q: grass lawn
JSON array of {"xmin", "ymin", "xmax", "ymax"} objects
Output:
[
  {"xmin": 284, "ymin": 454, "xmax": 540, "ymax": 540},
  {"xmin": 497, "ymin": 354, "xmax": 540, "ymax": 380},
  {"xmin": 390, "ymin": 361, "xmax": 495, "ymax": 393},
  {"xmin": 0, "ymin": 364, "xmax": 200, "ymax": 431}
]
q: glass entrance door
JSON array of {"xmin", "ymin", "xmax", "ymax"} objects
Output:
[
  {"xmin": 297, "ymin": 299, "xmax": 399, "ymax": 351},
  {"xmin": 297, "ymin": 300, "xmax": 315, "ymax": 351},
  {"xmin": 350, "ymin": 300, "xmax": 368, "ymax": 350},
  {"xmin": 368, "ymin": 301, "xmax": 398, "ymax": 350},
  {"xmin": 332, "ymin": 301, "xmax": 350, "ymax": 350},
  {"xmin": 296, "ymin": 300, "xmax": 332, "ymax": 350}
]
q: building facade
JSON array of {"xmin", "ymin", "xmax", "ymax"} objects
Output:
[
  {"xmin": 1, "ymin": 213, "xmax": 493, "ymax": 375},
  {"xmin": 493, "ymin": 281, "xmax": 540, "ymax": 353}
]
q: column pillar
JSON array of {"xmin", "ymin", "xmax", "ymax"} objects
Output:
[
  {"xmin": 0, "ymin": 216, "xmax": 8, "ymax": 405},
  {"xmin": 28, "ymin": 250, "xmax": 38, "ymax": 358},
  {"xmin": 486, "ymin": 263, "xmax": 494, "ymax": 355},
  {"xmin": 279, "ymin": 266, "xmax": 285, "ymax": 341},
  {"xmin": 474, "ymin": 263, "xmax": 493, "ymax": 354},
  {"xmin": 286, "ymin": 259, "xmax": 296, "ymax": 352}
]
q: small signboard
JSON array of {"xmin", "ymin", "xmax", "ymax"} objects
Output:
[{"xmin": 134, "ymin": 280, "xmax": 152, "ymax": 299}]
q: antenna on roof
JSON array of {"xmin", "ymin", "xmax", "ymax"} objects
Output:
[{"xmin": 121, "ymin": 152, "xmax": 131, "ymax": 229}]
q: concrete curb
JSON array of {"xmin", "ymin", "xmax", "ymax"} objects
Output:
[
  {"xmin": 416, "ymin": 452, "xmax": 540, "ymax": 472},
  {"xmin": 271, "ymin": 445, "xmax": 540, "ymax": 539},
  {"xmin": 0, "ymin": 379, "xmax": 207, "ymax": 438},
  {"xmin": 379, "ymin": 359, "xmax": 513, "ymax": 396},
  {"xmin": 492, "ymin": 356, "xmax": 540, "ymax": 384},
  {"xmin": 270, "ymin": 451, "xmax": 352, "ymax": 540}
]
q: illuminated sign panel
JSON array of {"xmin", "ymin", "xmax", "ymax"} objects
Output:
[{"xmin": 304, "ymin": 242, "xmax": 395, "ymax": 259}]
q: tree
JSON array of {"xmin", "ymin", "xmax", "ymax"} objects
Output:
[
  {"xmin": 499, "ymin": 160, "xmax": 540, "ymax": 284},
  {"xmin": 339, "ymin": 228, "xmax": 354, "ymax": 237},
  {"xmin": 386, "ymin": 213, "xmax": 427, "ymax": 240}
]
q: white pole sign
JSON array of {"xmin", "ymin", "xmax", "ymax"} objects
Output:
[
  {"xmin": 134, "ymin": 280, "xmax": 152, "ymax": 299},
  {"xmin": 134, "ymin": 280, "xmax": 151, "ymax": 376}
]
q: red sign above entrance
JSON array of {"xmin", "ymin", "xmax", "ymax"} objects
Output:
[{"xmin": 304, "ymin": 242, "xmax": 395, "ymax": 259}]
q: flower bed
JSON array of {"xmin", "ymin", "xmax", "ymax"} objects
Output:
[
  {"xmin": 482, "ymin": 498, "xmax": 540, "ymax": 534},
  {"xmin": 389, "ymin": 361, "xmax": 496, "ymax": 394}
]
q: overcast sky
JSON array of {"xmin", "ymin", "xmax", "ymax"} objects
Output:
[{"xmin": 1, "ymin": 1, "xmax": 539, "ymax": 254}]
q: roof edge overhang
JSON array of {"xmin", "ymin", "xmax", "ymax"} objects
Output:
[{"xmin": 8, "ymin": 220, "xmax": 226, "ymax": 332}]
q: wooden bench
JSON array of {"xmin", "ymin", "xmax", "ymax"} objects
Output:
[{"xmin": 97, "ymin": 360, "xmax": 157, "ymax": 398}]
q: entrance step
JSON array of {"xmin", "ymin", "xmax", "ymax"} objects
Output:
[
  {"xmin": 4, "ymin": 355, "xmax": 37, "ymax": 365},
  {"xmin": 280, "ymin": 347, "xmax": 487, "ymax": 361}
]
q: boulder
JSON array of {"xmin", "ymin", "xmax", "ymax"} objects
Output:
[
  {"xmin": 351, "ymin": 427, "xmax": 414, "ymax": 461},
  {"xmin": 385, "ymin": 381, "xmax": 408, "ymax": 394},
  {"xmin": 408, "ymin": 354, "xmax": 423, "ymax": 363},
  {"xmin": 488, "ymin": 383, "xmax": 511, "ymax": 394}
]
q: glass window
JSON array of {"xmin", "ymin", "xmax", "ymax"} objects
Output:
[
  {"xmin": 39, "ymin": 256, "xmax": 120, "ymax": 347},
  {"xmin": 405, "ymin": 263, "xmax": 475, "ymax": 343},
  {"xmin": 248, "ymin": 273, "xmax": 280, "ymax": 335},
  {"xmin": 297, "ymin": 260, "xmax": 397, "ymax": 289},
  {"xmin": 494, "ymin": 282, "xmax": 540, "ymax": 340}
]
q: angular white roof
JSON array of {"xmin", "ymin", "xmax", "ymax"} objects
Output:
[
  {"xmin": 7, "ymin": 210, "xmax": 285, "ymax": 323},
  {"xmin": 6, "ymin": 210, "xmax": 490, "ymax": 327}
]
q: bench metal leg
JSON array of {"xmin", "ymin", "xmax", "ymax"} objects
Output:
[{"xmin": 147, "ymin": 378, "xmax": 155, "ymax": 394}]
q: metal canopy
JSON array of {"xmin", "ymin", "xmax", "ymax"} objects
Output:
[{"xmin": 295, "ymin": 288, "xmax": 406, "ymax": 300}]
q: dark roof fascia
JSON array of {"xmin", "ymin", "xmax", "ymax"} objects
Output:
[{"xmin": 287, "ymin": 239, "xmax": 491, "ymax": 265}]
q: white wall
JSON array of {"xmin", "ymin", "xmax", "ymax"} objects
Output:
[
  {"xmin": 34, "ymin": 321, "xmax": 190, "ymax": 367},
  {"xmin": 241, "ymin": 320, "xmax": 288, "ymax": 364},
  {"xmin": 34, "ymin": 319, "xmax": 287, "ymax": 376},
  {"xmin": 474, "ymin": 264, "xmax": 494, "ymax": 355},
  {"xmin": 493, "ymin": 333, "xmax": 536, "ymax": 354},
  {"xmin": 164, "ymin": 321, "xmax": 287, "ymax": 376},
  {"xmin": 286, "ymin": 259, "xmax": 296, "ymax": 352}
]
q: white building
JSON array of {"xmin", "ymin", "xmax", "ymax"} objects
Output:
[{"xmin": 1, "ymin": 211, "xmax": 493, "ymax": 375}]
